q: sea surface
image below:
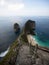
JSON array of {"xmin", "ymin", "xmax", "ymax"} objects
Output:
[
  {"xmin": 0, "ymin": 16, "xmax": 49, "ymax": 60},
  {"xmin": 35, "ymin": 16, "xmax": 49, "ymax": 47}
]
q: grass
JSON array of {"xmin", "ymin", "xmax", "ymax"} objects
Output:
[
  {"xmin": 20, "ymin": 33, "xmax": 28, "ymax": 43},
  {"xmin": 0, "ymin": 32, "xmax": 28, "ymax": 65},
  {"xmin": 0, "ymin": 36, "xmax": 19, "ymax": 65}
]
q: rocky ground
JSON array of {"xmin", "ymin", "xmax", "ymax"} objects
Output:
[
  {"xmin": 15, "ymin": 45, "xmax": 31, "ymax": 65},
  {"xmin": 0, "ymin": 34, "xmax": 49, "ymax": 65},
  {"xmin": 15, "ymin": 43, "xmax": 49, "ymax": 65}
]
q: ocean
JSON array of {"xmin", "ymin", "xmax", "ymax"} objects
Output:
[
  {"xmin": 34, "ymin": 16, "xmax": 49, "ymax": 47},
  {"xmin": 0, "ymin": 17, "xmax": 21, "ymax": 53},
  {"xmin": 23, "ymin": 16, "xmax": 49, "ymax": 48},
  {"xmin": 0, "ymin": 16, "xmax": 49, "ymax": 59}
]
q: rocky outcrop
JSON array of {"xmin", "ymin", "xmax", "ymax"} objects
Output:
[
  {"xmin": 23, "ymin": 20, "xmax": 36, "ymax": 42},
  {"xmin": 24, "ymin": 20, "xmax": 35, "ymax": 35},
  {"xmin": 0, "ymin": 20, "xmax": 49, "ymax": 65},
  {"xmin": 0, "ymin": 32, "xmax": 49, "ymax": 65},
  {"xmin": 14, "ymin": 23, "xmax": 20, "ymax": 33}
]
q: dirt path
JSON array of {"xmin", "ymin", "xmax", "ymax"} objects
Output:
[
  {"xmin": 15, "ymin": 43, "xmax": 49, "ymax": 65},
  {"xmin": 15, "ymin": 36, "xmax": 49, "ymax": 65},
  {"xmin": 15, "ymin": 45, "xmax": 32, "ymax": 65}
]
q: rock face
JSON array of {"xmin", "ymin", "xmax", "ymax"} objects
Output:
[
  {"xmin": 0, "ymin": 32, "xmax": 49, "ymax": 65},
  {"xmin": 14, "ymin": 23, "xmax": 20, "ymax": 33},
  {"xmin": 24, "ymin": 20, "xmax": 35, "ymax": 35},
  {"xmin": 15, "ymin": 45, "xmax": 31, "ymax": 65}
]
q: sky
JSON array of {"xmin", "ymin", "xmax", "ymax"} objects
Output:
[{"xmin": 0, "ymin": 0, "xmax": 49, "ymax": 16}]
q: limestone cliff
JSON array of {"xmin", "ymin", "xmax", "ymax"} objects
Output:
[
  {"xmin": 14, "ymin": 23, "xmax": 20, "ymax": 33},
  {"xmin": 0, "ymin": 20, "xmax": 49, "ymax": 65}
]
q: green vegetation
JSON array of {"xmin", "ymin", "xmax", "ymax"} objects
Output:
[
  {"xmin": 0, "ymin": 32, "xmax": 28, "ymax": 65},
  {"xmin": 20, "ymin": 33, "xmax": 28, "ymax": 43},
  {"xmin": 0, "ymin": 36, "xmax": 19, "ymax": 65},
  {"xmin": 0, "ymin": 20, "xmax": 35, "ymax": 65}
]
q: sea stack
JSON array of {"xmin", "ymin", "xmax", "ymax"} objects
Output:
[
  {"xmin": 24, "ymin": 20, "xmax": 36, "ymax": 35},
  {"xmin": 14, "ymin": 23, "xmax": 20, "ymax": 33}
]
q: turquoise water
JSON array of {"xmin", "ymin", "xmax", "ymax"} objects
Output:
[
  {"xmin": 0, "ymin": 16, "xmax": 49, "ymax": 54},
  {"xmin": 33, "ymin": 35, "xmax": 49, "ymax": 48}
]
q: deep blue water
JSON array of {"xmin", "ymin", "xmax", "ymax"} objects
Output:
[
  {"xmin": 35, "ymin": 17, "xmax": 49, "ymax": 47},
  {"xmin": 0, "ymin": 18, "xmax": 20, "ymax": 54},
  {"xmin": 24, "ymin": 16, "xmax": 49, "ymax": 47},
  {"xmin": 0, "ymin": 16, "xmax": 49, "ymax": 54}
]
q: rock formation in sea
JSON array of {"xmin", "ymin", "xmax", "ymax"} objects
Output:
[
  {"xmin": 24, "ymin": 20, "xmax": 35, "ymax": 35},
  {"xmin": 14, "ymin": 23, "xmax": 20, "ymax": 33},
  {"xmin": 22, "ymin": 20, "xmax": 36, "ymax": 42},
  {"xmin": 0, "ymin": 20, "xmax": 49, "ymax": 65}
]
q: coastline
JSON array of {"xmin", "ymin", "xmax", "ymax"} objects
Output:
[
  {"xmin": 0, "ymin": 47, "xmax": 9, "ymax": 57},
  {"xmin": 0, "ymin": 32, "xmax": 49, "ymax": 65},
  {"xmin": 33, "ymin": 35, "xmax": 49, "ymax": 48},
  {"xmin": 27, "ymin": 34, "xmax": 49, "ymax": 53}
]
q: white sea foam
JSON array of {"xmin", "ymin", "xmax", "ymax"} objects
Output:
[{"xmin": 0, "ymin": 47, "xmax": 9, "ymax": 57}]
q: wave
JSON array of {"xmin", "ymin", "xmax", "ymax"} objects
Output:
[{"xmin": 0, "ymin": 47, "xmax": 9, "ymax": 57}]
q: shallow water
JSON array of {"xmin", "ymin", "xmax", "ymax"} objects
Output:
[
  {"xmin": 0, "ymin": 16, "xmax": 49, "ymax": 60},
  {"xmin": 33, "ymin": 35, "xmax": 49, "ymax": 48}
]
